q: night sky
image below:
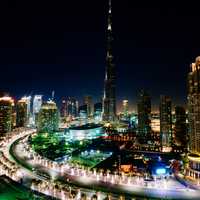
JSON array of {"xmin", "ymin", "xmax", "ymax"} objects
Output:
[{"xmin": 1, "ymin": 0, "xmax": 200, "ymax": 110}]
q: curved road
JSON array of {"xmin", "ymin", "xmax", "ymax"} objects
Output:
[{"xmin": 3, "ymin": 129, "xmax": 200, "ymax": 200}]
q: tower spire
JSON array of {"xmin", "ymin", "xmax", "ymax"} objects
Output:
[{"xmin": 108, "ymin": 0, "xmax": 112, "ymax": 31}]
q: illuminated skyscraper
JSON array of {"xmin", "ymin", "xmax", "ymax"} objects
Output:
[
  {"xmin": 94, "ymin": 102, "xmax": 103, "ymax": 122},
  {"xmin": 186, "ymin": 56, "xmax": 200, "ymax": 180},
  {"xmin": 16, "ymin": 98, "xmax": 28, "ymax": 127},
  {"xmin": 67, "ymin": 97, "xmax": 78, "ymax": 118},
  {"xmin": 79, "ymin": 104, "xmax": 88, "ymax": 120},
  {"xmin": 174, "ymin": 106, "xmax": 187, "ymax": 149},
  {"xmin": 122, "ymin": 100, "xmax": 129, "ymax": 117},
  {"xmin": 33, "ymin": 95, "xmax": 42, "ymax": 124},
  {"xmin": 103, "ymin": 0, "xmax": 116, "ymax": 122},
  {"xmin": 188, "ymin": 56, "xmax": 200, "ymax": 155},
  {"xmin": 160, "ymin": 95, "xmax": 172, "ymax": 151},
  {"xmin": 0, "ymin": 97, "xmax": 14, "ymax": 134},
  {"xmin": 60, "ymin": 98, "xmax": 67, "ymax": 118},
  {"xmin": 16, "ymin": 96, "xmax": 31, "ymax": 127},
  {"xmin": 37, "ymin": 100, "xmax": 59, "ymax": 133},
  {"xmin": 137, "ymin": 90, "xmax": 151, "ymax": 143},
  {"xmin": 83, "ymin": 95, "xmax": 93, "ymax": 117}
]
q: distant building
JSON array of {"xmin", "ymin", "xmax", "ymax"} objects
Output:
[
  {"xmin": 137, "ymin": 90, "xmax": 151, "ymax": 143},
  {"xmin": 60, "ymin": 98, "xmax": 67, "ymax": 118},
  {"xmin": 174, "ymin": 106, "xmax": 187, "ymax": 150},
  {"xmin": 0, "ymin": 97, "xmax": 14, "ymax": 134},
  {"xmin": 122, "ymin": 100, "xmax": 129, "ymax": 117},
  {"xmin": 79, "ymin": 104, "xmax": 88, "ymax": 119},
  {"xmin": 83, "ymin": 95, "xmax": 93, "ymax": 117},
  {"xmin": 37, "ymin": 100, "xmax": 59, "ymax": 133},
  {"xmin": 67, "ymin": 97, "xmax": 78, "ymax": 118},
  {"xmin": 130, "ymin": 113, "xmax": 138, "ymax": 129},
  {"xmin": 16, "ymin": 98, "xmax": 28, "ymax": 127},
  {"xmin": 160, "ymin": 95, "xmax": 172, "ymax": 151},
  {"xmin": 151, "ymin": 112, "xmax": 160, "ymax": 133},
  {"xmin": 94, "ymin": 102, "xmax": 103, "ymax": 122},
  {"xmin": 33, "ymin": 95, "xmax": 42, "ymax": 125},
  {"xmin": 186, "ymin": 57, "xmax": 200, "ymax": 181}
]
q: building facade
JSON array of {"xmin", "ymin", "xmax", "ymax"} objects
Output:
[
  {"xmin": 94, "ymin": 102, "xmax": 103, "ymax": 122},
  {"xmin": 83, "ymin": 95, "xmax": 93, "ymax": 117},
  {"xmin": 122, "ymin": 100, "xmax": 129, "ymax": 117},
  {"xmin": 137, "ymin": 90, "xmax": 151, "ymax": 143},
  {"xmin": 174, "ymin": 106, "xmax": 187, "ymax": 150},
  {"xmin": 67, "ymin": 97, "xmax": 78, "ymax": 118},
  {"xmin": 60, "ymin": 98, "xmax": 67, "ymax": 118},
  {"xmin": 33, "ymin": 95, "xmax": 42, "ymax": 125},
  {"xmin": 186, "ymin": 56, "xmax": 200, "ymax": 181},
  {"xmin": 37, "ymin": 100, "xmax": 59, "ymax": 133},
  {"xmin": 16, "ymin": 98, "xmax": 28, "ymax": 127},
  {"xmin": 0, "ymin": 97, "xmax": 14, "ymax": 134},
  {"xmin": 160, "ymin": 95, "xmax": 172, "ymax": 151}
]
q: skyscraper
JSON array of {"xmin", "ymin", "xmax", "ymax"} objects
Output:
[
  {"xmin": 33, "ymin": 95, "xmax": 42, "ymax": 125},
  {"xmin": 60, "ymin": 98, "xmax": 67, "ymax": 118},
  {"xmin": 160, "ymin": 95, "xmax": 172, "ymax": 151},
  {"xmin": 122, "ymin": 100, "xmax": 129, "ymax": 117},
  {"xmin": 186, "ymin": 56, "xmax": 200, "ymax": 181},
  {"xmin": 0, "ymin": 97, "xmax": 14, "ymax": 134},
  {"xmin": 188, "ymin": 56, "xmax": 200, "ymax": 155},
  {"xmin": 37, "ymin": 100, "xmax": 59, "ymax": 133},
  {"xmin": 137, "ymin": 90, "xmax": 151, "ymax": 143},
  {"xmin": 16, "ymin": 96, "xmax": 31, "ymax": 127},
  {"xmin": 94, "ymin": 102, "xmax": 103, "ymax": 122},
  {"xmin": 16, "ymin": 98, "xmax": 28, "ymax": 127},
  {"xmin": 79, "ymin": 104, "xmax": 88, "ymax": 120},
  {"xmin": 83, "ymin": 95, "xmax": 93, "ymax": 117},
  {"xmin": 67, "ymin": 97, "xmax": 78, "ymax": 118},
  {"xmin": 174, "ymin": 106, "xmax": 187, "ymax": 150},
  {"xmin": 103, "ymin": 0, "xmax": 116, "ymax": 122}
]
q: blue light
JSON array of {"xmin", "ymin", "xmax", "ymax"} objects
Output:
[{"xmin": 156, "ymin": 168, "xmax": 166, "ymax": 175}]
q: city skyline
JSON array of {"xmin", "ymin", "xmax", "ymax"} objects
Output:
[
  {"xmin": 1, "ymin": 1, "xmax": 200, "ymax": 109},
  {"xmin": 1, "ymin": 1, "xmax": 200, "ymax": 199}
]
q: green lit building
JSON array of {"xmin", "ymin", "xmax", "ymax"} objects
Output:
[
  {"xmin": 37, "ymin": 100, "xmax": 59, "ymax": 133},
  {"xmin": 0, "ymin": 97, "xmax": 14, "ymax": 134}
]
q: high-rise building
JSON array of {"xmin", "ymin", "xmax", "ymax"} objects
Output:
[
  {"xmin": 151, "ymin": 112, "xmax": 160, "ymax": 133},
  {"xmin": 83, "ymin": 96, "xmax": 93, "ymax": 117},
  {"xmin": 16, "ymin": 98, "xmax": 28, "ymax": 127},
  {"xmin": 67, "ymin": 97, "xmax": 78, "ymax": 118},
  {"xmin": 103, "ymin": 0, "xmax": 116, "ymax": 122},
  {"xmin": 37, "ymin": 100, "xmax": 59, "ymax": 133},
  {"xmin": 94, "ymin": 102, "xmax": 103, "ymax": 122},
  {"xmin": 137, "ymin": 90, "xmax": 151, "ymax": 143},
  {"xmin": 174, "ymin": 106, "xmax": 187, "ymax": 149},
  {"xmin": 79, "ymin": 104, "xmax": 88, "ymax": 119},
  {"xmin": 160, "ymin": 95, "xmax": 172, "ymax": 151},
  {"xmin": 16, "ymin": 96, "xmax": 31, "ymax": 127},
  {"xmin": 33, "ymin": 95, "xmax": 42, "ymax": 125},
  {"xmin": 188, "ymin": 57, "xmax": 200, "ymax": 154},
  {"xmin": 60, "ymin": 98, "xmax": 67, "ymax": 118},
  {"xmin": 0, "ymin": 97, "xmax": 14, "ymax": 134},
  {"xmin": 186, "ymin": 56, "xmax": 200, "ymax": 181},
  {"xmin": 122, "ymin": 100, "xmax": 129, "ymax": 116}
]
